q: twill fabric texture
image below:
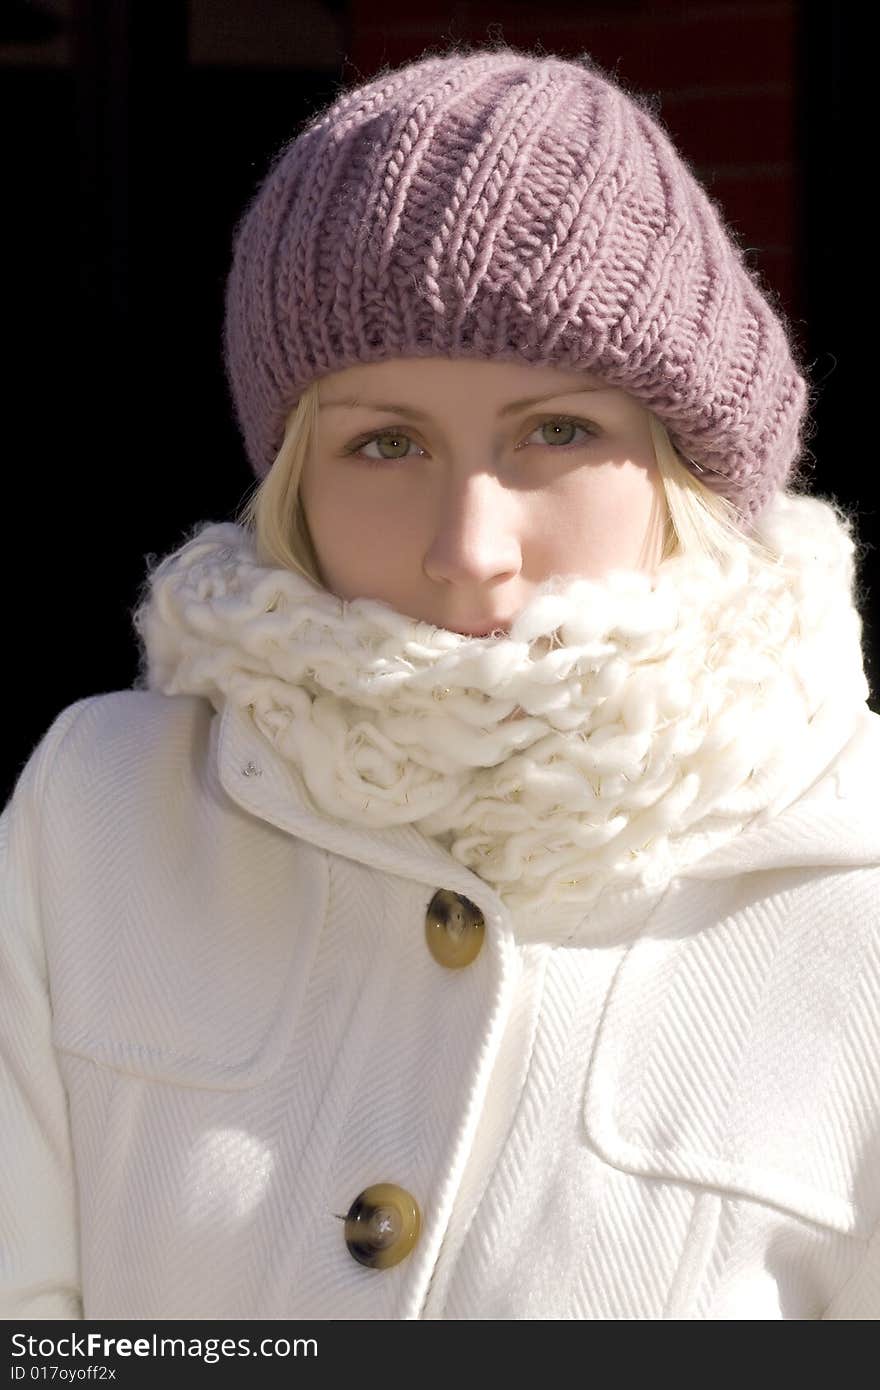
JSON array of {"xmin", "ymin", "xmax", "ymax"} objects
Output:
[
  {"xmin": 222, "ymin": 44, "xmax": 812, "ymax": 522},
  {"xmin": 2, "ymin": 494, "xmax": 880, "ymax": 1318}
]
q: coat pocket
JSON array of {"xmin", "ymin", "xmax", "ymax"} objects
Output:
[
  {"xmin": 48, "ymin": 838, "xmax": 330, "ymax": 1091},
  {"xmin": 582, "ymin": 870, "xmax": 880, "ymax": 1239}
]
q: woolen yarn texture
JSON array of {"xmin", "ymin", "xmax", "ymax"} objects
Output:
[
  {"xmin": 133, "ymin": 491, "xmax": 869, "ymax": 921},
  {"xmin": 222, "ymin": 43, "xmax": 812, "ymax": 522}
]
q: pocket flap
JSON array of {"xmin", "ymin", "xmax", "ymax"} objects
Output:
[
  {"xmin": 48, "ymin": 837, "xmax": 329, "ymax": 1091},
  {"xmin": 583, "ymin": 872, "xmax": 880, "ymax": 1237}
]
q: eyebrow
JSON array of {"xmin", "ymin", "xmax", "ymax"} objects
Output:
[{"xmin": 318, "ymin": 388, "xmax": 607, "ymax": 420}]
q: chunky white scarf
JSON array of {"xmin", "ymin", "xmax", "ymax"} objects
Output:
[{"xmin": 133, "ymin": 491, "xmax": 870, "ymax": 913}]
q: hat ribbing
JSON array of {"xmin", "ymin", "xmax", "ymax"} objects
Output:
[{"xmin": 222, "ymin": 44, "xmax": 812, "ymax": 522}]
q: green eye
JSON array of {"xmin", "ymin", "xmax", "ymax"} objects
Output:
[
  {"xmin": 345, "ymin": 415, "xmax": 597, "ymax": 468},
  {"xmin": 530, "ymin": 418, "xmax": 593, "ymax": 448}
]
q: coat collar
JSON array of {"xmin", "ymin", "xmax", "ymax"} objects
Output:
[
  {"xmin": 213, "ymin": 695, "xmax": 673, "ymax": 946},
  {"xmin": 678, "ymin": 701, "xmax": 880, "ymax": 880},
  {"xmin": 215, "ymin": 696, "xmax": 512, "ymax": 915},
  {"xmin": 214, "ymin": 694, "xmax": 880, "ymax": 946}
]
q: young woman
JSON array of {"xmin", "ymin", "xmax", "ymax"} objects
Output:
[{"xmin": 2, "ymin": 42, "xmax": 878, "ymax": 1321}]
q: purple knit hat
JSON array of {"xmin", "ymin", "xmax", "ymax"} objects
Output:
[{"xmin": 222, "ymin": 43, "xmax": 813, "ymax": 523}]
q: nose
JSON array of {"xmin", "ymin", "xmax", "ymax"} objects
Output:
[{"xmin": 422, "ymin": 471, "xmax": 521, "ymax": 588}]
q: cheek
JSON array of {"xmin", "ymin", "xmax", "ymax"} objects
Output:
[
  {"xmin": 539, "ymin": 464, "xmax": 661, "ymax": 570},
  {"xmin": 300, "ymin": 472, "xmax": 426, "ymax": 587},
  {"xmin": 306, "ymin": 472, "xmax": 420, "ymax": 541}
]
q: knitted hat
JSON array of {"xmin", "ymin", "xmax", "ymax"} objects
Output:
[{"xmin": 222, "ymin": 42, "xmax": 813, "ymax": 523}]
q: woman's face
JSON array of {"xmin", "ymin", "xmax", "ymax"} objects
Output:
[{"xmin": 299, "ymin": 356, "xmax": 666, "ymax": 635}]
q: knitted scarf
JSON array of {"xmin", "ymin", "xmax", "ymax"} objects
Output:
[{"xmin": 133, "ymin": 491, "xmax": 870, "ymax": 914}]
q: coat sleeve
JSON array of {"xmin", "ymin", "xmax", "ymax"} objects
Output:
[
  {"xmin": 821, "ymin": 1218, "xmax": 880, "ymax": 1320},
  {"xmin": 0, "ymin": 702, "xmax": 92, "ymax": 1319}
]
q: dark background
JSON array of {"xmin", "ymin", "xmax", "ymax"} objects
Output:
[{"xmin": 3, "ymin": 0, "xmax": 872, "ymax": 807}]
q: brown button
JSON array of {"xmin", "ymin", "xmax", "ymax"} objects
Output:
[
  {"xmin": 425, "ymin": 889, "xmax": 485, "ymax": 969},
  {"xmin": 344, "ymin": 1184, "xmax": 421, "ymax": 1270}
]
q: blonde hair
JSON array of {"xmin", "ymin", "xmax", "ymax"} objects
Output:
[{"xmin": 235, "ymin": 379, "xmax": 803, "ymax": 585}]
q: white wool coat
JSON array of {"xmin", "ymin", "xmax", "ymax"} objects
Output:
[{"xmin": 2, "ymin": 687, "xmax": 880, "ymax": 1321}]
